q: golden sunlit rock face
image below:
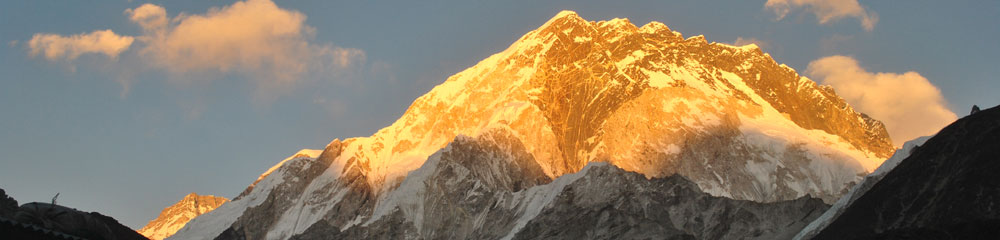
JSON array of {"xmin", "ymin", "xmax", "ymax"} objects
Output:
[
  {"xmin": 139, "ymin": 193, "xmax": 228, "ymax": 240},
  {"xmin": 172, "ymin": 11, "xmax": 899, "ymax": 239},
  {"xmin": 326, "ymin": 10, "xmax": 893, "ymax": 195}
]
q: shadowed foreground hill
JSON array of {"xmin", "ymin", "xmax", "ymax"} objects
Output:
[
  {"xmin": 0, "ymin": 188, "xmax": 147, "ymax": 240},
  {"xmin": 812, "ymin": 105, "xmax": 1000, "ymax": 239}
]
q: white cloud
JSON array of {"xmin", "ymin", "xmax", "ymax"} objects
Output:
[
  {"xmin": 128, "ymin": 0, "xmax": 364, "ymax": 85},
  {"xmin": 807, "ymin": 55, "xmax": 957, "ymax": 146},
  {"xmin": 28, "ymin": 30, "xmax": 134, "ymax": 60},
  {"xmin": 125, "ymin": 4, "xmax": 167, "ymax": 34},
  {"xmin": 765, "ymin": 0, "xmax": 878, "ymax": 31},
  {"xmin": 26, "ymin": 0, "xmax": 366, "ymax": 99}
]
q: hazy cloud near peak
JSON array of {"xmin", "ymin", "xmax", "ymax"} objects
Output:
[
  {"xmin": 807, "ymin": 55, "xmax": 957, "ymax": 146},
  {"xmin": 765, "ymin": 0, "xmax": 878, "ymax": 31},
  {"xmin": 730, "ymin": 37, "xmax": 769, "ymax": 50},
  {"xmin": 28, "ymin": 30, "xmax": 134, "ymax": 60}
]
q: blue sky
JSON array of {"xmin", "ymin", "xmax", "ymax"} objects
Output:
[{"xmin": 1, "ymin": 0, "xmax": 997, "ymax": 229}]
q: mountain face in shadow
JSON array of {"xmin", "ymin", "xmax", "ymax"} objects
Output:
[{"xmin": 810, "ymin": 105, "xmax": 1000, "ymax": 239}]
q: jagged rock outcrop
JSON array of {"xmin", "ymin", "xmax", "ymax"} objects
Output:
[
  {"xmin": 283, "ymin": 128, "xmax": 828, "ymax": 240},
  {"xmin": 138, "ymin": 193, "xmax": 228, "ymax": 240},
  {"xmin": 0, "ymin": 188, "xmax": 17, "ymax": 219},
  {"xmin": 809, "ymin": 105, "xmax": 1000, "ymax": 239},
  {"xmin": 508, "ymin": 165, "xmax": 827, "ymax": 240},
  {"xmin": 289, "ymin": 127, "xmax": 555, "ymax": 240},
  {"xmin": 172, "ymin": 10, "xmax": 894, "ymax": 240}
]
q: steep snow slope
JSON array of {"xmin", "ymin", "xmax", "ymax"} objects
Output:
[
  {"xmin": 172, "ymin": 10, "xmax": 894, "ymax": 240},
  {"xmin": 139, "ymin": 193, "xmax": 229, "ymax": 240},
  {"xmin": 170, "ymin": 149, "xmax": 327, "ymax": 239}
]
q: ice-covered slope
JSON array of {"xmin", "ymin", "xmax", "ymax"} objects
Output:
[
  {"xmin": 169, "ymin": 149, "xmax": 326, "ymax": 239},
  {"xmin": 139, "ymin": 193, "xmax": 229, "ymax": 240},
  {"xmin": 172, "ymin": 10, "xmax": 894, "ymax": 240}
]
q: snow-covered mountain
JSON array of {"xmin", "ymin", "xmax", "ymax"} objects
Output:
[
  {"xmin": 171, "ymin": 10, "xmax": 894, "ymax": 239},
  {"xmin": 139, "ymin": 193, "xmax": 229, "ymax": 240}
]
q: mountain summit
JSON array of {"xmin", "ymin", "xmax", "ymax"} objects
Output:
[
  {"xmin": 170, "ymin": 11, "xmax": 893, "ymax": 239},
  {"xmin": 139, "ymin": 193, "xmax": 228, "ymax": 240}
]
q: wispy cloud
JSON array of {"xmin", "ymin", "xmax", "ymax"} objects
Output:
[
  {"xmin": 807, "ymin": 55, "xmax": 957, "ymax": 146},
  {"xmin": 730, "ymin": 37, "xmax": 769, "ymax": 50},
  {"xmin": 765, "ymin": 0, "xmax": 878, "ymax": 31},
  {"xmin": 819, "ymin": 34, "xmax": 854, "ymax": 54},
  {"xmin": 28, "ymin": 30, "xmax": 134, "ymax": 60}
]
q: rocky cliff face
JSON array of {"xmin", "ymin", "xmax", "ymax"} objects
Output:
[
  {"xmin": 506, "ymin": 166, "xmax": 827, "ymax": 240},
  {"xmin": 321, "ymin": 10, "xmax": 891, "ymax": 203},
  {"xmin": 282, "ymin": 127, "xmax": 829, "ymax": 240},
  {"xmin": 138, "ymin": 193, "xmax": 228, "ymax": 240},
  {"xmin": 171, "ymin": 10, "xmax": 893, "ymax": 240},
  {"xmin": 807, "ymin": 105, "xmax": 1000, "ymax": 239}
]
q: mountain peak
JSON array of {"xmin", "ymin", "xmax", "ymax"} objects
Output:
[
  {"xmin": 179, "ymin": 193, "xmax": 225, "ymax": 207},
  {"xmin": 139, "ymin": 193, "xmax": 228, "ymax": 240},
  {"xmin": 336, "ymin": 9, "xmax": 893, "ymax": 190},
  {"xmin": 534, "ymin": 10, "xmax": 591, "ymax": 38},
  {"xmin": 638, "ymin": 21, "xmax": 674, "ymax": 35},
  {"xmin": 171, "ymin": 11, "xmax": 900, "ymax": 239},
  {"xmin": 182, "ymin": 192, "xmax": 199, "ymax": 199},
  {"xmin": 549, "ymin": 10, "xmax": 582, "ymax": 22}
]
